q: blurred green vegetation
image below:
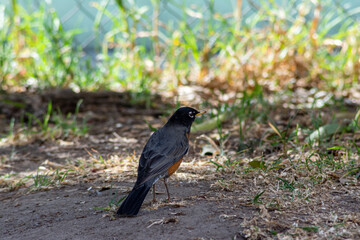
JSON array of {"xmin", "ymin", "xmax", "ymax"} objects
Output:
[
  {"xmin": 1, "ymin": 4, "xmax": 359, "ymax": 237},
  {"xmin": 0, "ymin": 0, "xmax": 359, "ymax": 93}
]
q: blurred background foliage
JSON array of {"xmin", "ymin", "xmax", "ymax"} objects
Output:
[{"xmin": 0, "ymin": 0, "xmax": 359, "ymax": 94}]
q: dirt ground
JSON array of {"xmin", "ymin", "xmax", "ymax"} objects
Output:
[
  {"xmin": 1, "ymin": 91, "xmax": 360, "ymax": 239},
  {"xmin": 0, "ymin": 103, "xmax": 249, "ymax": 240},
  {"xmin": 1, "ymin": 181, "xmax": 254, "ymax": 240}
]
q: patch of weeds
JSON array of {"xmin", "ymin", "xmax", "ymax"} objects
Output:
[
  {"xmin": 268, "ymin": 157, "xmax": 285, "ymax": 171},
  {"xmin": 251, "ymin": 190, "xmax": 266, "ymax": 205},
  {"xmin": 93, "ymin": 184, "xmax": 125, "ymax": 212},
  {"xmin": 351, "ymin": 140, "xmax": 360, "ymax": 155},
  {"xmin": 333, "ymin": 221, "xmax": 346, "ymax": 228},
  {"xmin": 25, "ymin": 101, "xmax": 52, "ymax": 135},
  {"xmin": 92, "ymin": 206, "xmax": 110, "ymax": 211},
  {"xmin": 215, "ymin": 178, "xmax": 234, "ymax": 191},
  {"xmin": 276, "ymin": 177, "xmax": 296, "ymax": 192},
  {"xmin": 223, "ymin": 156, "xmax": 243, "ymax": 169},
  {"xmin": 32, "ymin": 169, "xmax": 71, "ymax": 188},
  {"xmin": 299, "ymin": 225, "xmax": 319, "ymax": 233},
  {"xmin": 210, "ymin": 159, "xmax": 225, "ymax": 171},
  {"xmin": 266, "ymin": 199, "xmax": 281, "ymax": 211},
  {"xmin": 7, "ymin": 117, "xmax": 15, "ymax": 139},
  {"xmin": 268, "ymin": 113, "xmax": 298, "ymax": 157},
  {"xmin": 344, "ymin": 167, "xmax": 360, "ymax": 179},
  {"xmin": 145, "ymin": 120, "xmax": 158, "ymax": 132},
  {"xmin": 216, "ymin": 108, "xmax": 229, "ymax": 156},
  {"xmin": 352, "ymin": 109, "xmax": 360, "ymax": 130},
  {"xmin": 32, "ymin": 171, "xmax": 53, "ymax": 188},
  {"xmin": 209, "ymin": 155, "xmax": 243, "ymax": 172},
  {"xmin": 6, "ymin": 100, "xmax": 88, "ymax": 143},
  {"xmin": 108, "ymin": 184, "xmax": 123, "ymax": 207},
  {"xmin": 52, "ymin": 100, "xmax": 89, "ymax": 138},
  {"xmin": 236, "ymin": 87, "xmax": 269, "ymax": 140},
  {"xmin": 54, "ymin": 169, "xmax": 71, "ymax": 183},
  {"xmin": 268, "ymin": 229, "xmax": 279, "ymax": 236}
]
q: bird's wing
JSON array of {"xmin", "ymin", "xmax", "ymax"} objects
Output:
[{"xmin": 135, "ymin": 128, "xmax": 188, "ymax": 187}]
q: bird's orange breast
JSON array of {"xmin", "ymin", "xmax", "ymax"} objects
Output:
[{"xmin": 168, "ymin": 157, "xmax": 183, "ymax": 176}]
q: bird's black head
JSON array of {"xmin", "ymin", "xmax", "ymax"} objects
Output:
[{"xmin": 167, "ymin": 107, "xmax": 206, "ymax": 128}]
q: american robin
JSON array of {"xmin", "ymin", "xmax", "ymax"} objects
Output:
[{"xmin": 117, "ymin": 107, "xmax": 206, "ymax": 216}]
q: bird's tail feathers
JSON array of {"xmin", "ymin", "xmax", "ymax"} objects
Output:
[{"xmin": 116, "ymin": 181, "xmax": 153, "ymax": 216}]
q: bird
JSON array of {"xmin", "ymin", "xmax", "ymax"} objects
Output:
[{"xmin": 117, "ymin": 107, "xmax": 206, "ymax": 217}]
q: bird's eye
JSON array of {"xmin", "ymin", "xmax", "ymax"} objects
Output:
[{"xmin": 189, "ymin": 111, "xmax": 194, "ymax": 118}]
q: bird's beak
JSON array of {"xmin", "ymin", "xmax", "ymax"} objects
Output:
[{"xmin": 195, "ymin": 110, "xmax": 207, "ymax": 117}]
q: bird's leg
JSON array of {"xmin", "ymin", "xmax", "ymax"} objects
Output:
[
  {"xmin": 163, "ymin": 178, "xmax": 171, "ymax": 201},
  {"xmin": 152, "ymin": 184, "xmax": 157, "ymax": 203}
]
